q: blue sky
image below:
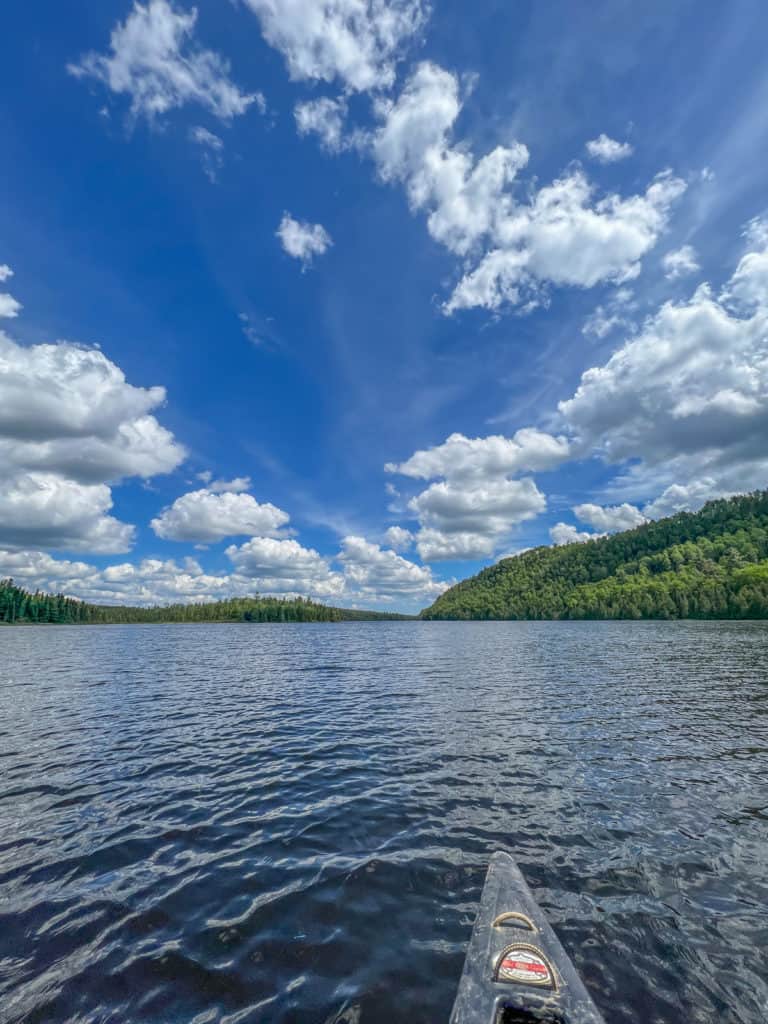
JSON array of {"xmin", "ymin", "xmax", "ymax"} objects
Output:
[{"xmin": 1, "ymin": 0, "xmax": 767, "ymax": 610}]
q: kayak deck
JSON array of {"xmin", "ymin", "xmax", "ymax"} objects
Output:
[{"xmin": 450, "ymin": 852, "xmax": 606, "ymax": 1024}]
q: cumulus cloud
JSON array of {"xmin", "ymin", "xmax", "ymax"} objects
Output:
[
  {"xmin": 641, "ymin": 480, "xmax": 730, "ymax": 519},
  {"xmin": 0, "ymin": 474, "xmax": 134, "ymax": 554},
  {"xmin": 414, "ymin": 527, "xmax": 497, "ymax": 562},
  {"xmin": 224, "ymin": 530, "xmax": 446, "ymax": 605},
  {"xmin": 0, "ymin": 294, "xmax": 21, "ymax": 319},
  {"xmin": 295, "ymin": 97, "xmax": 349, "ymax": 151},
  {"xmin": 242, "ymin": 0, "xmax": 429, "ymax": 92},
  {"xmin": 151, "ymin": 487, "xmax": 290, "ymax": 542},
  {"xmin": 373, "ymin": 63, "xmax": 530, "ymax": 258},
  {"xmin": 368, "ymin": 63, "xmax": 685, "ymax": 315},
  {"xmin": 386, "ymin": 430, "xmax": 565, "ymax": 561},
  {"xmin": 0, "ymin": 280, "xmax": 21, "ymax": 323},
  {"xmin": 69, "ymin": 0, "xmax": 259, "ymax": 122},
  {"xmin": 277, "ymin": 213, "xmax": 332, "ymax": 266},
  {"xmin": 0, "ymin": 327, "xmax": 184, "ymax": 553},
  {"xmin": 226, "ymin": 535, "xmax": 345, "ymax": 598},
  {"xmin": 384, "ymin": 525, "xmax": 413, "ymax": 551},
  {"xmin": 409, "ymin": 477, "xmax": 545, "ymax": 539},
  {"xmin": 560, "ymin": 224, "xmax": 768, "ymax": 510},
  {"xmin": 386, "ymin": 429, "xmax": 570, "ymax": 481},
  {"xmin": 1, "ymin": 532, "xmax": 447, "ymax": 609},
  {"xmin": 446, "ymin": 170, "xmax": 686, "ymax": 314},
  {"xmin": 0, "ymin": 549, "xmax": 246, "ymax": 605},
  {"xmin": 585, "ymin": 134, "xmax": 633, "ymax": 164},
  {"xmin": 0, "ymin": 264, "xmax": 21, "ymax": 318},
  {"xmin": 574, "ymin": 502, "xmax": 647, "ymax": 532},
  {"xmin": 0, "ymin": 335, "xmax": 165, "ymax": 443},
  {"xmin": 662, "ymin": 244, "xmax": 700, "ymax": 280},
  {"xmin": 0, "ymin": 334, "xmax": 184, "ymax": 484},
  {"xmin": 338, "ymin": 535, "xmax": 446, "ymax": 599},
  {"xmin": 549, "ymin": 522, "xmax": 597, "ymax": 546}
]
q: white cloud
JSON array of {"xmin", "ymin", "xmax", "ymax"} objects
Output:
[
  {"xmin": 387, "ymin": 430, "xmax": 560, "ymax": 562},
  {"xmin": 0, "ymin": 548, "xmax": 95, "ymax": 585},
  {"xmin": 409, "ymin": 477, "xmax": 545, "ymax": 537},
  {"xmin": 70, "ymin": 0, "xmax": 259, "ymax": 122},
  {"xmin": 0, "ymin": 419, "xmax": 183, "ymax": 486},
  {"xmin": 384, "ymin": 525, "xmax": 413, "ymax": 551},
  {"xmin": 189, "ymin": 124, "xmax": 224, "ymax": 181},
  {"xmin": 190, "ymin": 125, "xmax": 223, "ymax": 149},
  {"xmin": 585, "ymin": 134, "xmax": 633, "ymax": 164},
  {"xmin": 0, "ymin": 473, "xmax": 134, "ymax": 553},
  {"xmin": 0, "ymin": 293, "xmax": 21, "ymax": 319},
  {"xmin": 369, "ymin": 63, "xmax": 685, "ymax": 315},
  {"xmin": 721, "ymin": 246, "xmax": 768, "ymax": 311},
  {"xmin": 226, "ymin": 535, "xmax": 345, "ymax": 597},
  {"xmin": 642, "ymin": 480, "xmax": 722, "ymax": 520},
  {"xmin": 574, "ymin": 502, "xmax": 646, "ymax": 533},
  {"xmin": 0, "ymin": 265, "xmax": 20, "ymax": 318},
  {"xmin": 386, "ymin": 429, "xmax": 569, "ymax": 481},
  {"xmin": 2, "ymin": 533, "xmax": 448, "ymax": 609},
  {"xmin": 0, "ymin": 335, "xmax": 184, "ymax": 484},
  {"xmin": 208, "ymin": 476, "xmax": 252, "ymax": 493},
  {"xmin": 277, "ymin": 213, "xmax": 332, "ymax": 266},
  {"xmin": 0, "ymin": 549, "xmax": 247, "ymax": 605},
  {"xmin": 560, "ymin": 225, "xmax": 768, "ymax": 509},
  {"xmin": 582, "ymin": 286, "xmax": 637, "ymax": 338},
  {"xmin": 242, "ymin": 0, "xmax": 428, "ymax": 92},
  {"xmin": 446, "ymin": 170, "xmax": 686, "ymax": 314},
  {"xmin": 151, "ymin": 488, "xmax": 290, "ymax": 542},
  {"xmin": 338, "ymin": 535, "xmax": 446, "ymax": 599},
  {"xmin": 414, "ymin": 527, "xmax": 497, "ymax": 562},
  {"xmin": 0, "ymin": 335, "xmax": 167, "ymax": 445},
  {"xmin": 743, "ymin": 214, "xmax": 768, "ymax": 250},
  {"xmin": 662, "ymin": 244, "xmax": 700, "ymax": 280},
  {"xmin": 373, "ymin": 63, "xmax": 530, "ymax": 259},
  {"xmin": 582, "ymin": 309, "xmax": 625, "ymax": 339},
  {"xmin": 294, "ymin": 97, "xmax": 348, "ymax": 151},
  {"xmin": 0, "ymin": 328, "xmax": 185, "ymax": 553},
  {"xmin": 549, "ymin": 522, "xmax": 597, "ymax": 546}
]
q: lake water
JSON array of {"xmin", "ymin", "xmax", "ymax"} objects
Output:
[{"xmin": 1, "ymin": 621, "xmax": 767, "ymax": 1024}]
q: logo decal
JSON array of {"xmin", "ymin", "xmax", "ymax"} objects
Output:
[{"xmin": 495, "ymin": 944, "xmax": 556, "ymax": 989}]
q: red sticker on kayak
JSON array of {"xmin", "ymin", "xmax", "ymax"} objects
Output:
[{"xmin": 495, "ymin": 944, "xmax": 555, "ymax": 989}]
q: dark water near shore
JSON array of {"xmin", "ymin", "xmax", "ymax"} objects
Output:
[{"xmin": 1, "ymin": 621, "xmax": 767, "ymax": 1024}]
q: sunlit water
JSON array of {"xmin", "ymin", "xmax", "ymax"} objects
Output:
[{"xmin": 1, "ymin": 621, "xmax": 767, "ymax": 1024}]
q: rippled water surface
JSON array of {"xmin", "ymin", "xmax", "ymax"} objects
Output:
[{"xmin": 1, "ymin": 621, "xmax": 767, "ymax": 1024}]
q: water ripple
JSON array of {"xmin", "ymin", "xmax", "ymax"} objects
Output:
[{"xmin": 1, "ymin": 620, "xmax": 767, "ymax": 1023}]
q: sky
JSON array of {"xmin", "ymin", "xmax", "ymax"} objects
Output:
[{"xmin": 1, "ymin": 0, "xmax": 767, "ymax": 612}]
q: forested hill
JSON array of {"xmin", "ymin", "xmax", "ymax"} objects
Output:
[
  {"xmin": 421, "ymin": 491, "xmax": 768, "ymax": 621},
  {"xmin": 0, "ymin": 585, "xmax": 412, "ymax": 624}
]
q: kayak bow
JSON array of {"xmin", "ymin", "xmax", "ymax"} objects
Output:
[{"xmin": 450, "ymin": 852, "xmax": 606, "ymax": 1024}]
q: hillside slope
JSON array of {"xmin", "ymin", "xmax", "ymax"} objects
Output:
[{"xmin": 421, "ymin": 491, "xmax": 768, "ymax": 620}]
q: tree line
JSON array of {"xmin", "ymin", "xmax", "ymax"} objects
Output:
[
  {"xmin": 422, "ymin": 490, "xmax": 768, "ymax": 620},
  {"xmin": 0, "ymin": 585, "xmax": 412, "ymax": 625}
]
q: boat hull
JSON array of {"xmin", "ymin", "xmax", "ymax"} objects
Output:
[{"xmin": 450, "ymin": 852, "xmax": 606, "ymax": 1024}]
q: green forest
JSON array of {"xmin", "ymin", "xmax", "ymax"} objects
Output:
[
  {"xmin": 422, "ymin": 490, "xmax": 768, "ymax": 620},
  {"xmin": 0, "ymin": 585, "xmax": 411, "ymax": 625}
]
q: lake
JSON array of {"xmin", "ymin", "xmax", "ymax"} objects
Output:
[{"xmin": 1, "ymin": 621, "xmax": 767, "ymax": 1023}]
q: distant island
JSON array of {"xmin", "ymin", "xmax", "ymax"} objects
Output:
[
  {"xmin": 3, "ymin": 491, "xmax": 768, "ymax": 625},
  {"xmin": 0, "ymin": 588, "xmax": 413, "ymax": 625},
  {"xmin": 422, "ymin": 491, "xmax": 768, "ymax": 620}
]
